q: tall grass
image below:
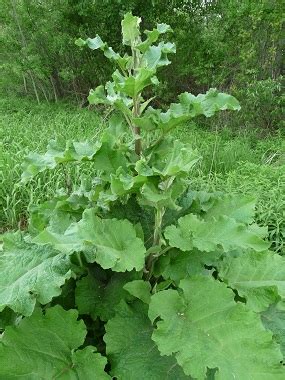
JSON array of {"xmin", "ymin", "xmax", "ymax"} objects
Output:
[{"xmin": 0, "ymin": 96, "xmax": 102, "ymax": 231}]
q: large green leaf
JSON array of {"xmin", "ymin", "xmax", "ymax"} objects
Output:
[
  {"xmin": 123, "ymin": 279, "xmax": 152, "ymax": 304},
  {"xmin": 0, "ymin": 233, "xmax": 72, "ymax": 316},
  {"xmin": 74, "ymin": 210, "xmax": 146, "ymax": 271},
  {"xmin": 139, "ymin": 179, "xmax": 186, "ymax": 210},
  {"xmin": 149, "ymin": 276, "xmax": 285, "ymax": 379},
  {"xmin": 121, "ymin": 12, "xmax": 141, "ymax": 46},
  {"xmin": 218, "ymin": 251, "xmax": 285, "ymax": 311},
  {"xmin": 110, "ymin": 167, "xmax": 146, "ymax": 196},
  {"xmin": 88, "ymin": 82, "xmax": 133, "ymax": 116},
  {"xmin": 143, "ymin": 42, "xmax": 176, "ymax": 69},
  {"xmin": 89, "ymin": 141, "xmax": 129, "ymax": 174},
  {"xmin": 149, "ymin": 139, "xmax": 201, "ymax": 176},
  {"xmin": 88, "ymin": 84, "xmax": 110, "ymax": 105},
  {"xmin": 0, "ymin": 305, "xmax": 110, "ymax": 379},
  {"xmin": 204, "ymin": 194, "xmax": 256, "ymax": 224},
  {"xmin": 113, "ymin": 68, "xmax": 157, "ymax": 97},
  {"xmin": 22, "ymin": 139, "xmax": 101, "ymax": 182},
  {"xmin": 138, "ymin": 23, "xmax": 172, "ymax": 53},
  {"xmin": 155, "ymin": 248, "xmax": 217, "ymax": 282},
  {"xmin": 165, "ymin": 214, "xmax": 269, "ymax": 253},
  {"xmin": 262, "ymin": 303, "xmax": 285, "ymax": 359},
  {"xmin": 135, "ymin": 88, "xmax": 240, "ymax": 131},
  {"xmin": 28, "ymin": 192, "xmax": 86, "ymax": 235},
  {"xmin": 104, "ymin": 300, "xmax": 191, "ymax": 379},
  {"xmin": 32, "ymin": 225, "xmax": 83, "ymax": 254},
  {"xmin": 75, "ymin": 272, "xmax": 136, "ymax": 321},
  {"xmin": 35, "ymin": 209, "xmax": 146, "ymax": 272},
  {"xmin": 76, "ymin": 35, "xmax": 128, "ymax": 69}
]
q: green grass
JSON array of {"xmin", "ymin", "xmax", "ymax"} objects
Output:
[
  {"xmin": 0, "ymin": 96, "xmax": 102, "ymax": 231},
  {"xmin": 1, "ymin": 96, "xmax": 284, "ymax": 253}
]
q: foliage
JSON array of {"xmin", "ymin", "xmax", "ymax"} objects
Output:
[
  {"xmin": 1, "ymin": 14, "xmax": 285, "ymax": 378},
  {"xmin": 190, "ymin": 162, "xmax": 285, "ymax": 254},
  {"xmin": 0, "ymin": 305, "xmax": 110, "ymax": 379}
]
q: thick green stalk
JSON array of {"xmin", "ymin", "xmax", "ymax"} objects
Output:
[
  {"xmin": 133, "ymin": 95, "xmax": 142, "ymax": 155},
  {"xmin": 153, "ymin": 206, "xmax": 165, "ymax": 246},
  {"xmin": 145, "ymin": 206, "xmax": 165, "ymax": 279},
  {"xmin": 131, "ymin": 46, "xmax": 142, "ymax": 156}
]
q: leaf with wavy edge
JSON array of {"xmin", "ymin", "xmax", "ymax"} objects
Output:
[
  {"xmin": 204, "ymin": 194, "xmax": 256, "ymax": 224},
  {"xmin": 138, "ymin": 23, "xmax": 172, "ymax": 53},
  {"xmin": 74, "ymin": 210, "xmax": 146, "ymax": 271},
  {"xmin": 75, "ymin": 35, "xmax": 128, "ymax": 70},
  {"xmin": 218, "ymin": 251, "xmax": 285, "ymax": 311},
  {"xmin": 165, "ymin": 214, "xmax": 269, "ymax": 253},
  {"xmin": 113, "ymin": 68, "xmax": 158, "ymax": 97},
  {"xmin": 0, "ymin": 233, "xmax": 72, "ymax": 316},
  {"xmin": 149, "ymin": 139, "xmax": 201, "ymax": 176},
  {"xmin": 149, "ymin": 276, "xmax": 285, "ymax": 379},
  {"xmin": 0, "ymin": 305, "xmax": 110, "ymax": 379},
  {"xmin": 22, "ymin": 138, "xmax": 128, "ymax": 182},
  {"xmin": 143, "ymin": 42, "xmax": 176, "ymax": 69},
  {"xmin": 104, "ymin": 300, "xmax": 191, "ymax": 380},
  {"xmin": 34, "ymin": 209, "xmax": 146, "ymax": 272},
  {"xmin": 121, "ymin": 12, "xmax": 141, "ymax": 46},
  {"xmin": 21, "ymin": 139, "xmax": 101, "ymax": 182},
  {"xmin": 134, "ymin": 88, "xmax": 240, "ymax": 131}
]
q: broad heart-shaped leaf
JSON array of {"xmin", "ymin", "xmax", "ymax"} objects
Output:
[
  {"xmin": 0, "ymin": 305, "xmax": 110, "ymax": 379},
  {"xmin": 75, "ymin": 272, "xmax": 137, "ymax": 321},
  {"xmin": 218, "ymin": 251, "xmax": 285, "ymax": 312},
  {"xmin": 204, "ymin": 194, "xmax": 256, "ymax": 224},
  {"xmin": 74, "ymin": 210, "xmax": 146, "ymax": 271},
  {"xmin": 135, "ymin": 88, "xmax": 240, "ymax": 132},
  {"xmin": 262, "ymin": 303, "xmax": 285, "ymax": 359},
  {"xmin": 0, "ymin": 233, "xmax": 72, "ymax": 316},
  {"xmin": 35, "ymin": 210, "xmax": 146, "ymax": 272},
  {"xmin": 121, "ymin": 12, "xmax": 141, "ymax": 46},
  {"xmin": 148, "ymin": 138, "xmax": 201, "ymax": 176},
  {"xmin": 143, "ymin": 42, "xmax": 176, "ymax": 69},
  {"xmin": 149, "ymin": 276, "xmax": 285, "ymax": 380},
  {"xmin": 104, "ymin": 300, "xmax": 191, "ymax": 380},
  {"xmin": 165, "ymin": 214, "xmax": 270, "ymax": 253},
  {"xmin": 21, "ymin": 139, "xmax": 101, "ymax": 182}
]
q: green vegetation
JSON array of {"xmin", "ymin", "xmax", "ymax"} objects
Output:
[
  {"xmin": 0, "ymin": 96, "xmax": 102, "ymax": 230},
  {"xmin": 1, "ymin": 0, "xmax": 283, "ymax": 131},
  {"xmin": 1, "ymin": 97, "xmax": 284, "ymax": 253},
  {"xmin": 0, "ymin": 13, "xmax": 284, "ymax": 379}
]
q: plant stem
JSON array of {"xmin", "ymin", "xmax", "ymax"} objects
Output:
[
  {"xmin": 133, "ymin": 98, "xmax": 142, "ymax": 155},
  {"xmin": 131, "ymin": 45, "xmax": 142, "ymax": 156},
  {"xmin": 153, "ymin": 206, "xmax": 165, "ymax": 246},
  {"xmin": 145, "ymin": 206, "xmax": 165, "ymax": 279},
  {"xmin": 76, "ymin": 252, "xmax": 83, "ymax": 268}
]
